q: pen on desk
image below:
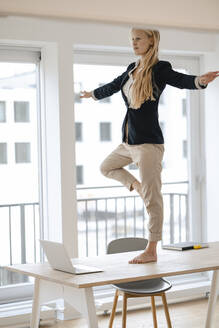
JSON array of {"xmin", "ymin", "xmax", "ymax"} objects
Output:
[{"xmin": 193, "ymin": 245, "xmax": 202, "ymax": 249}]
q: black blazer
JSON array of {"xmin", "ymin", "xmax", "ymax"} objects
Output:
[{"xmin": 92, "ymin": 60, "xmax": 207, "ymax": 144}]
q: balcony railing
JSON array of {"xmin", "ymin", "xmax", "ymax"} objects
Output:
[
  {"xmin": 77, "ymin": 182, "xmax": 189, "ymax": 257},
  {"xmin": 0, "ymin": 182, "xmax": 189, "ymax": 285},
  {"xmin": 0, "ymin": 202, "xmax": 41, "ymax": 286}
]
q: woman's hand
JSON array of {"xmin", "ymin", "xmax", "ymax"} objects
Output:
[
  {"xmin": 80, "ymin": 90, "xmax": 92, "ymax": 98},
  {"xmin": 199, "ymin": 71, "xmax": 219, "ymax": 85}
]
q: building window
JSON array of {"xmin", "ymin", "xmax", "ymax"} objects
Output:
[
  {"xmin": 160, "ymin": 121, "xmax": 165, "ymax": 135},
  {"xmin": 183, "ymin": 140, "xmax": 188, "ymax": 158},
  {"xmin": 15, "ymin": 142, "xmax": 31, "ymax": 163},
  {"xmin": 159, "ymin": 92, "xmax": 165, "ymax": 105},
  {"xmin": 100, "ymin": 122, "xmax": 111, "ymax": 141},
  {"xmin": 128, "ymin": 163, "xmax": 138, "ymax": 170},
  {"xmin": 0, "ymin": 101, "xmax": 6, "ymax": 122},
  {"xmin": 98, "ymin": 83, "xmax": 111, "ymax": 103},
  {"xmin": 14, "ymin": 101, "xmax": 30, "ymax": 122},
  {"xmin": 182, "ymin": 98, "xmax": 187, "ymax": 117},
  {"xmin": 75, "ymin": 122, "xmax": 83, "ymax": 142},
  {"xmin": 0, "ymin": 143, "xmax": 7, "ymax": 164},
  {"xmin": 76, "ymin": 165, "xmax": 83, "ymax": 185}
]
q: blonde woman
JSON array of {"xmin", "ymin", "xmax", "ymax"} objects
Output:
[{"xmin": 80, "ymin": 28, "xmax": 219, "ymax": 264}]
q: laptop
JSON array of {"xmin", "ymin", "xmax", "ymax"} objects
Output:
[{"xmin": 40, "ymin": 240, "xmax": 103, "ymax": 275}]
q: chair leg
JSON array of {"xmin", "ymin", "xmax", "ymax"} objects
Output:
[
  {"xmin": 108, "ymin": 290, "xmax": 119, "ymax": 328},
  {"xmin": 122, "ymin": 293, "xmax": 128, "ymax": 328},
  {"xmin": 151, "ymin": 296, "xmax": 158, "ymax": 328},
  {"xmin": 161, "ymin": 292, "xmax": 172, "ymax": 328}
]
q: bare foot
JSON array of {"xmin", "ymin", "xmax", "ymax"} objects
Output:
[
  {"xmin": 132, "ymin": 180, "xmax": 143, "ymax": 198},
  {"xmin": 129, "ymin": 251, "xmax": 157, "ymax": 264}
]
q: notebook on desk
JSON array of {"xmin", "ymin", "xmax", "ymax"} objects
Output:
[{"xmin": 162, "ymin": 241, "xmax": 209, "ymax": 251}]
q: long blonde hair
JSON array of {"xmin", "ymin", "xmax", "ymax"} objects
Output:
[{"xmin": 130, "ymin": 28, "xmax": 160, "ymax": 109}]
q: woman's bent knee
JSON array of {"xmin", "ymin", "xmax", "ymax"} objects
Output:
[{"xmin": 100, "ymin": 161, "xmax": 110, "ymax": 177}]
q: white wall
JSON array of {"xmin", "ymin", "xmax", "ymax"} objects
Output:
[
  {"xmin": 0, "ymin": 0, "xmax": 219, "ymax": 31},
  {"xmin": 0, "ymin": 15, "xmax": 218, "ymax": 252}
]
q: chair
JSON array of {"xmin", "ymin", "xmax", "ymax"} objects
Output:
[{"xmin": 107, "ymin": 237, "xmax": 172, "ymax": 328}]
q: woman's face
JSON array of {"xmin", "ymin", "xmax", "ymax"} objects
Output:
[{"xmin": 131, "ymin": 29, "xmax": 153, "ymax": 56}]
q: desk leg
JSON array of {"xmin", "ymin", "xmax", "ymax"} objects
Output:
[
  {"xmin": 30, "ymin": 278, "xmax": 41, "ymax": 328},
  {"xmin": 63, "ymin": 286, "xmax": 99, "ymax": 328},
  {"xmin": 205, "ymin": 270, "xmax": 219, "ymax": 328},
  {"xmin": 83, "ymin": 288, "xmax": 99, "ymax": 328},
  {"xmin": 30, "ymin": 278, "xmax": 63, "ymax": 328}
]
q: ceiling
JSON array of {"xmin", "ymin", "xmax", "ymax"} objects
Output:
[{"xmin": 0, "ymin": 0, "xmax": 219, "ymax": 32}]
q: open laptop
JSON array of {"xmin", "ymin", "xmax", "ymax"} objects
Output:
[{"xmin": 40, "ymin": 240, "xmax": 103, "ymax": 275}]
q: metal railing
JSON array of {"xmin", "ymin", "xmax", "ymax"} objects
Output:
[
  {"xmin": 0, "ymin": 202, "xmax": 40, "ymax": 286},
  {"xmin": 77, "ymin": 189, "xmax": 189, "ymax": 257}
]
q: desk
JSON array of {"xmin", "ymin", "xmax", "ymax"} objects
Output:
[{"xmin": 5, "ymin": 241, "xmax": 219, "ymax": 328}]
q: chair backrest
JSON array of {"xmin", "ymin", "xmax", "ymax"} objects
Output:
[{"xmin": 107, "ymin": 237, "xmax": 148, "ymax": 254}]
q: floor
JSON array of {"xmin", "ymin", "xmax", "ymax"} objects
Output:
[{"xmin": 41, "ymin": 297, "xmax": 219, "ymax": 327}]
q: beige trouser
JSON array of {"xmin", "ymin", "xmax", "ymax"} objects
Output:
[{"xmin": 100, "ymin": 142, "xmax": 165, "ymax": 242}]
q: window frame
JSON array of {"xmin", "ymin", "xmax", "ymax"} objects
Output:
[
  {"xmin": 0, "ymin": 47, "xmax": 42, "ymax": 304},
  {"xmin": 99, "ymin": 122, "xmax": 112, "ymax": 142}
]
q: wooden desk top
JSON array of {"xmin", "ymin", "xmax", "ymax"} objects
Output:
[{"xmin": 5, "ymin": 241, "xmax": 219, "ymax": 289}]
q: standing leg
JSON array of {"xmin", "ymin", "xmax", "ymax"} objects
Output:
[
  {"xmin": 205, "ymin": 269, "xmax": 219, "ymax": 328},
  {"xmin": 129, "ymin": 144, "xmax": 164, "ymax": 264}
]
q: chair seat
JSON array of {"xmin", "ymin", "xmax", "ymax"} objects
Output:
[{"xmin": 112, "ymin": 277, "xmax": 172, "ymax": 295}]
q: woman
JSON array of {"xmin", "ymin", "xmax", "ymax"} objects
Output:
[{"xmin": 80, "ymin": 28, "xmax": 219, "ymax": 264}]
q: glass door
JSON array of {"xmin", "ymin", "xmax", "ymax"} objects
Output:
[
  {"xmin": 73, "ymin": 52, "xmax": 206, "ymax": 301},
  {"xmin": 73, "ymin": 55, "xmax": 203, "ymax": 256},
  {"xmin": 0, "ymin": 50, "xmax": 42, "ymax": 303}
]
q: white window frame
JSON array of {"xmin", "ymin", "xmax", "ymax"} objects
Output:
[{"xmin": 0, "ymin": 46, "xmax": 41, "ymax": 304}]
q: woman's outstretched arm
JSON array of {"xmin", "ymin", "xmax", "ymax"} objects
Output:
[
  {"xmin": 79, "ymin": 63, "xmax": 134, "ymax": 101},
  {"xmin": 155, "ymin": 60, "xmax": 219, "ymax": 90}
]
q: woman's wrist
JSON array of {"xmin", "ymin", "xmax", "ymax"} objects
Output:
[
  {"xmin": 198, "ymin": 76, "xmax": 207, "ymax": 86},
  {"xmin": 194, "ymin": 76, "xmax": 207, "ymax": 89},
  {"xmin": 91, "ymin": 90, "xmax": 98, "ymax": 100}
]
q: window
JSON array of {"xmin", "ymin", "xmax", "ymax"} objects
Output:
[
  {"xmin": 182, "ymin": 98, "xmax": 187, "ymax": 117},
  {"xmin": 15, "ymin": 142, "xmax": 31, "ymax": 163},
  {"xmin": 75, "ymin": 122, "xmax": 83, "ymax": 141},
  {"xmin": 14, "ymin": 101, "xmax": 30, "ymax": 122},
  {"xmin": 100, "ymin": 122, "xmax": 111, "ymax": 141},
  {"xmin": 0, "ymin": 101, "xmax": 6, "ymax": 122},
  {"xmin": 183, "ymin": 140, "xmax": 188, "ymax": 158},
  {"xmin": 74, "ymin": 58, "xmax": 203, "ymax": 257},
  {"xmin": 98, "ymin": 83, "xmax": 111, "ymax": 103},
  {"xmin": 0, "ymin": 143, "xmax": 7, "ymax": 164},
  {"xmin": 0, "ymin": 52, "xmax": 42, "ymax": 306},
  {"xmin": 160, "ymin": 121, "xmax": 165, "ymax": 135},
  {"xmin": 159, "ymin": 92, "xmax": 165, "ymax": 105},
  {"xmin": 76, "ymin": 165, "xmax": 84, "ymax": 185}
]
